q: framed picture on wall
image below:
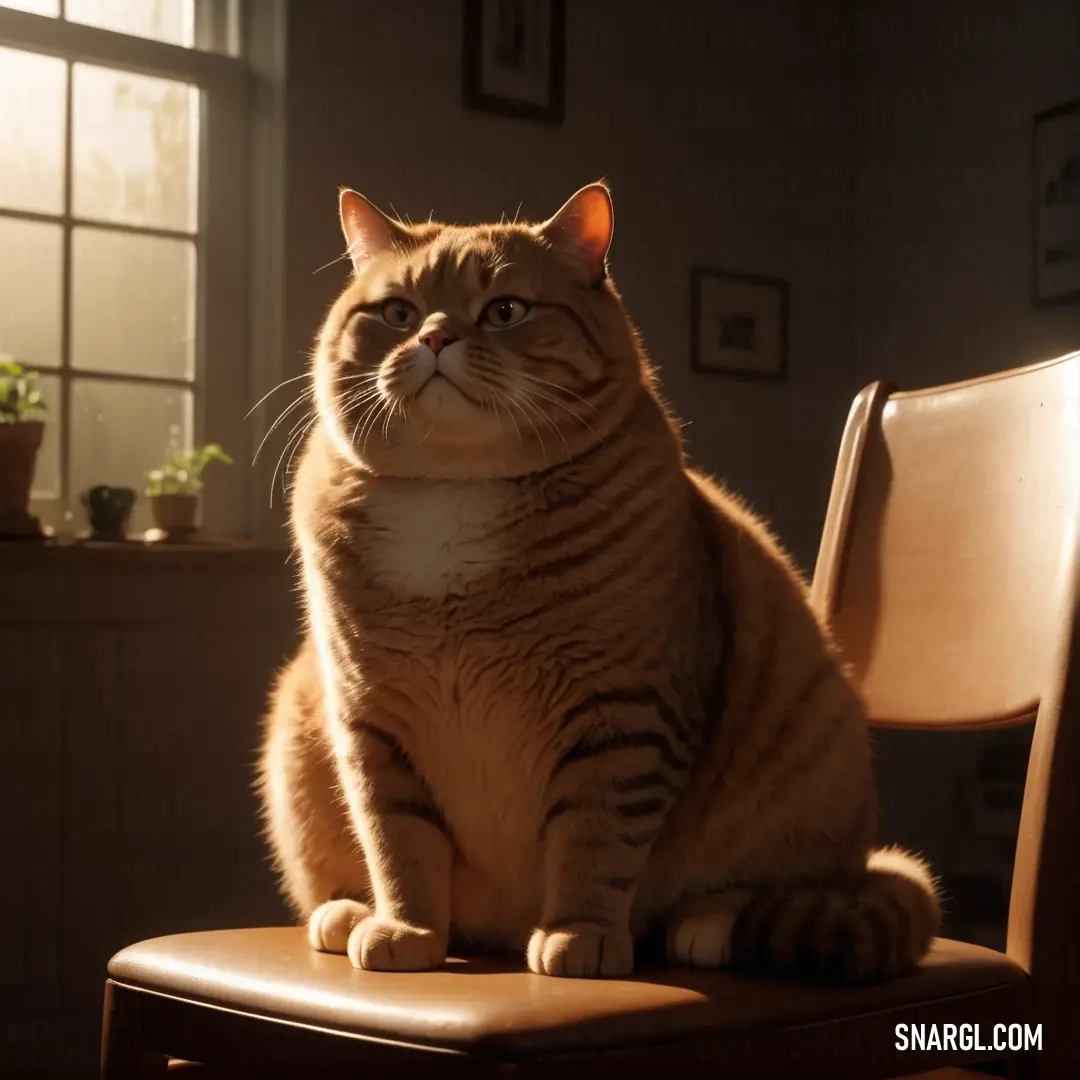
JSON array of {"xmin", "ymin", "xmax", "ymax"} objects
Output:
[
  {"xmin": 1033, "ymin": 96, "xmax": 1080, "ymax": 306},
  {"xmin": 690, "ymin": 267, "xmax": 790, "ymax": 381},
  {"xmin": 463, "ymin": 0, "xmax": 566, "ymax": 124}
]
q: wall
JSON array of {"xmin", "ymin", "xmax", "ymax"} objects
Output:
[
  {"xmin": 1, "ymin": 545, "xmax": 299, "ymax": 1076},
  {"xmin": 853, "ymin": 0, "xmax": 1080, "ymax": 389},
  {"xmin": 284, "ymin": 0, "xmax": 856, "ymax": 572}
]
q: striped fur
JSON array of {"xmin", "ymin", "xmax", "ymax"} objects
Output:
[{"xmin": 257, "ymin": 184, "xmax": 939, "ymax": 982}]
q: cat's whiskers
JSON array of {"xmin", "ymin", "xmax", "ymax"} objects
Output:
[
  {"xmin": 245, "ymin": 372, "xmax": 312, "ymax": 419},
  {"xmin": 469, "ymin": 372, "xmax": 526, "ymax": 447},
  {"xmin": 500, "ymin": 392, "xmax": 525, "ymax": 446},
  {"xmin": 501, "ymin": 392, "xmax": 549, "ymax": 467},
  {"xmin": 341, "ymin": 369, "xmax": 384, "ymax": 386},
  {"xmin": 514, "ymin": 370, "xmax": 601, "ymax": 415},
  {"xmin": 283, "ymin": 412, "xmax": 319, "ymax": 486},
  {"xmin": 335, "ymin": 371, "xmax": 391, "ymax": 423},
  {"xmin": 515, "ymin": 384, "xmax": 603, "ymax": 445},
  {"xmin": 490, "ymin": 387, "xmax": 524, "ymax": 445},
  {"xmin": 514, "ymin": 390, "xmax": 570, "ymax": 457},
  {"xmin": 473, "ymin": 351, "xmax": 602, "ymax": 445},
  {"xmin": 361, "ymin": 398, "xmax": 396, "ymax": 456},
  {"xmin": 339, "ymin": 375, "xmax": 385, "ymax": 401},
  {"xmin": 278, "ymin": 415, "xmax": 316, "ymax": 489},
  {"xmin": 350, "ymin": 399, "xmax": 380, "ymax": 450},
  {"xmin": 270, "ymin": 407, "xmax": 317, "ymax": 507},
  {"xmin": 381, "ymin": 398, "xmax": 405, "ymax": 443},
  {"xmin": 338, "ymin": 395, "xmax": 386, "ymax": 455},
  {"xmin": 355, "ymin": 390, "xmax": 397, "ymax": 457},
  {"xmin": 258, "ymin": 372, "xmax": 382, "ymax": 504},
  {"xmin": 483, "ymin": 387, "xmax": 506, "ymax": 439},
  {"xmin": 336, "ymin": 370, "xmax": 384, "ymax": 395},
  {"xmin": 252, "ymin": 390, "xmax": 315, "ymax": 466},
  {"xmin": 337, "ymin": 385, "xmax": 385, "ymax": 416}
]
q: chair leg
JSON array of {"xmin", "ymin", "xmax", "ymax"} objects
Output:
[
  {"xmin": 100, "ymin": 980, "xmax": 170, "ymax": 1079},
  {"xmin": 1009, "ymin": 1051, "xmax": 1040, "ymax": 1080}
]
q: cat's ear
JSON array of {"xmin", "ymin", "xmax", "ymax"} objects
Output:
[
  {"xmin": 339, "ymin": 189, "xmax": 405, "ymax": 271},
  {"xmin": 538, "ymin": 182, "xmax": 614, "ymax": 285}
]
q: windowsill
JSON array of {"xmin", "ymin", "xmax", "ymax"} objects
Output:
[
  {"xmin": 1, "ymin": 533, "xmax": 299, "ymax": 626},
  {"xmin": 0, "ymin": 533, "xmax": 291, "ymax": 568}
]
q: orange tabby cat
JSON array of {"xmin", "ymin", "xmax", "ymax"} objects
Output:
[{"xmin": 258, "ymin": 183, "xmax": 939, "ymax": 982}]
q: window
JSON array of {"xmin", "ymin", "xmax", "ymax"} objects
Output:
[{"xmin": 0, "ymin": 0, "xmax": 277, "ymax": 537}]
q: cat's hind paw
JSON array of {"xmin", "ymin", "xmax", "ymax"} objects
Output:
[
  {"xmin": 308, "ymin": 898, "xmax": 371, "ymax": 954},
  {"xmin": 347, "ymin": 916, "xmax": 447, "ymax": 972},
  {"xmin": 666, "ymin": 908, "xmax": 739, "ymax": 968},
  {"xmin": 527, "ymin": 922, "xmax": 634, "ymax": 978}
]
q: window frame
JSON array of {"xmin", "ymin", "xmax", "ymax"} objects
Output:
[{"xmin": 0, "ymin": 1, "xmax": 276, "ymax": 539}]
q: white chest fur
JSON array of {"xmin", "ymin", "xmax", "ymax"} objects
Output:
[{"xmin": 361, "ymin": 481, "xmax": 509, "ymax": 599}]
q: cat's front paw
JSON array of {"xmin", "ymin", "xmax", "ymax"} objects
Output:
[
  {"xmin": 527, "ymin": 922, "xmax": 634, "ymax": 978},
  {"xmin": 308, "ymin": 898, "xmax": 371, "ymax": 954},
  {"xmin": 347, "ymin": 916, "xmax": 446, "ymax": 972}
]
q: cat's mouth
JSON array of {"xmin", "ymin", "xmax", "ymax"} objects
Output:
[{"xmin": 415, "ymin": 369, "xmax": 484, "ymax": 409}]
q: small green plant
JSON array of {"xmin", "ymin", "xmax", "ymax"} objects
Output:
[
  {"xmin": 145, "ymin": 443, "xmax": 232, "ymax": 496},
  {"xmin": 0, "ymin": 360, "xmax": 47, "ymax": 424}
]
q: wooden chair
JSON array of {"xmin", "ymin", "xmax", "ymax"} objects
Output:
[{"xmin": 101, "ymin": 352, "xmax": 1080, "ymax": 1078}]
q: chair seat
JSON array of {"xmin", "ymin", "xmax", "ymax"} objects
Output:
[{"xmin": 107, "ymin": 928, "xmax": 1031, "ymax": 1075}]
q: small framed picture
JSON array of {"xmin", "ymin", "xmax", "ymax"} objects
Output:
[
  {"xmin": 462, "ymin": 0, "xmax": 566, "ymax": 125},
  {"xmin": 690, "ymin": 267, "xmax": 790, "ymax": 381},
  {"xmin": 1033, "ymin": 97, "xmax": 1080, "ymax": 306}
]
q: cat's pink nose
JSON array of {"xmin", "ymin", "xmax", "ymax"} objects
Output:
[{"xmin": 420, "ymin": 329, "xmax": 458, "ymax": 356}]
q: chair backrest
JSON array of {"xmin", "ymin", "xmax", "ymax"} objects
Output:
[{"xmin": 811, "ymin": 351, "xmax": 1080, "ymax": 1071}]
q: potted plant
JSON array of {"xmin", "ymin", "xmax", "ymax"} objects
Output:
[
  {"xmin": 145, "ymin": 443, "xmax": 232, "ymax": 535},
  {"xmin": 80, "ymin": 485, "xmax": 137, "ymax": 541},
  {"xmin": 0, "ymin": 359, "xmax": 47, "ymax": 515}
]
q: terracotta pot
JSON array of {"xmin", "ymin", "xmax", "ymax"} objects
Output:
[
  {"xmin": 150, "ymin": 493, "xmax": 199, "ymax": 532},
  {"xmin": 0, "ymin": 420, "xmax": 44, "ymax": 512}
]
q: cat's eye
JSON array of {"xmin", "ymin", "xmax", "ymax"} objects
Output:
[
  {"xmin": 481, "ymin": 297, "xmax": 530, "ymax": 328},
  {"xmin": 381, "ymin": 299, "xmax": 419, "ymax": 331}
]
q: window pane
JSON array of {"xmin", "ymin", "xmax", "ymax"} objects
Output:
[
  {"xmin": 28, "ymin": 373, "xmax": 61, "ymax": 501},
  {"xmin": 0, "ymin": 47, "xmax": 66, "ymax": 214},
  {"xmin": 0, "ymin": 218, "xmax": 63, "ymax": 370},
  {"xmin": 72, "ymin": 227, "xmax": 196, "ymax": 380},
  {"xmin": 0, "ymin": 0, "xmax": 60, "ymax": 15},
  {"xmin": 70, "ymin": 378, "xmax": 193, "ymax": 533},
  {"xmin": 65, "ymin": 0, "xmax": 194, "ymax": 48},
  {"xmin": 73, "ymin": 64, "xmax": 199, "ymax": 232}
]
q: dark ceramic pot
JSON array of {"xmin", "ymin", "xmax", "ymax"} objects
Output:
[{"xmin": 81, "ymin": 484, "xmax": 136, "ymax": 540}]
